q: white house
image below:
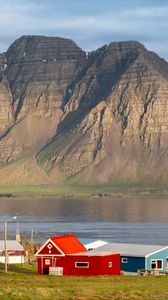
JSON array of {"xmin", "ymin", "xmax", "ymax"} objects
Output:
[{"xmin": 0, "ymin": 240, "xmax": 26, "ymax": 264}]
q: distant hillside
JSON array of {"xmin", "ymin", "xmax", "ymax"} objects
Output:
[{"xmin": 0, "ymin": 35, "xmax": 167, "ymax": 185}]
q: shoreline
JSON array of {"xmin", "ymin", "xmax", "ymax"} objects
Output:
[{"xmin": 0, "ymin": 184, "xmax": 167, "ymax": 199}]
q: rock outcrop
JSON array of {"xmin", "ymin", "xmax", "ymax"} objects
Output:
[
  {"xmin": 0, "ymin": 36, "xmax": 168, "ymax": 184},
  {"xmin": 0, "ymin": 36, "xmax": 85, "ymax": 175}
]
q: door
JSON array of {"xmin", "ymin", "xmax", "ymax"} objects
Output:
[
  {"xmin": 166, "ymin": 258, "xmax": 168, "ymax": 273},
  {"xmin": 52, "ymin": 257, "xmax": 57, "ymax": 267},
  {"xmin": 43, "ymin": 267, "xmax": 49, "ymax": 275}
]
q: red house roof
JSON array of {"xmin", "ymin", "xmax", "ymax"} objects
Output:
[
  {"xmin": 50, "ymin": 234, "xmax": 86, "ymax": 254},
  {"xmin": 36, "ymin": 234, "xmax": 87, "ymax": 257}
]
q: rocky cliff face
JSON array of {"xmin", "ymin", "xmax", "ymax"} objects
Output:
[
  {"xmin": 0, "ymin": 36, "xmax": 85, "ymax": 177},
  {"xmin": 0, "ymin": 36, "xmax": 167, "ymax": 184}
]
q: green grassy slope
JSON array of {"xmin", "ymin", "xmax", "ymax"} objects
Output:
[
  {"xmin": 0, "ymin": 272, "xmax": 168, "ymax": 300},
  {"xmin": 0, "ymin": 183, "xmax": 168, "ymax": 198}
]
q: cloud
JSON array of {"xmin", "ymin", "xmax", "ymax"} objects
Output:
[
  {"xmin": 134, "ymin": 6, "xmax": 168, "ymax": 17},
  {"xmin": 0, "ymin": 0, "xmax": 168, "ymax": 60}
]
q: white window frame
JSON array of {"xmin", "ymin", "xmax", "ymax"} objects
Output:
[
  {"xmin": 108, "ymin": 262, "xmax": 112, "ymax": 268},
  {"xmin": 45, "ymin": 259, "xmax": 51, "ymax": 265},
  {"xmin": 151, "ymin": 259, "xmax": 163, "ymax": 270},
  {"xmin": 121, "ymin": 258, "xmax": 128, "ymax": 263},
  {"xmin": 75, "ymin": 262, "xmax": 89, "ymax": 268}
]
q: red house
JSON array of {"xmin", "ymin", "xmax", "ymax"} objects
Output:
[{"xmin": 36, "ymin": 234, "xmax": 120, "ymax": 276}]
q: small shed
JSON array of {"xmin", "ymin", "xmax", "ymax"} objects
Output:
[
  {"xmin": 36, "ymin": 234, "xmax": 120, "ymax": 276},
  {"xmin": 0, "ymin": 240, "xmax": 26, "ymax": 264},
  {"xmin": 95, "ymin": 243, "xmax": 168, "ymax": 273}
]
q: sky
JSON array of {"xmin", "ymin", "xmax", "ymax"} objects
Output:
[{"xmin": 0, "ymin": 0, "xmax": 168, "ymax": 60}]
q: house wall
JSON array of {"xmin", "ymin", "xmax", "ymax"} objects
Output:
[
  {"xmin": 61, "ymin": 254, "xmax": 120, "ymax": 276},
  {"xmin": 120, "ymin": 256, "xmax": 145, "ymax": 272},
  {"xmin": 38, "ymin": 256, "xmax": 58, "ymax": 275},
  {"xmin": 38, "ymin": 254, "xmax": 120, "ymax": 276},
  {"xmin": 38, "ymin": 240, "xmax": 63, "ymax": 256},
  {"xmin": 146, "ymin": 248, "xmax": 168, "ymax": 272},
  {"xmin": 0, "ymin": 256, "xmax": 25, "ymax": 264}
]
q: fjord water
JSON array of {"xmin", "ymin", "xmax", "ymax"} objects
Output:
[{"xmin": 0, "ymin": 197, "xmax": 168, "ymax": 244}]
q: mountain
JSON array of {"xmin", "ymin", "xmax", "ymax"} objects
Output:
[{"xmin": 0, "ymin": 36, "xmax": 167, "ymax": 185}]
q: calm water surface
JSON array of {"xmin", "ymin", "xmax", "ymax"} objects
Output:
[{"xmin": 0, "ymin": 196, "xmax": 168, "ymax": 244}]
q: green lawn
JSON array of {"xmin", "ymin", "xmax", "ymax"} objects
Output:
[
  {"xmin": 1, "ymin": 272, "xmax": 168, "ymax": 300},
  {"xmin": 0, "ymin": 183, "xmax": 168, "ymax": 198}
]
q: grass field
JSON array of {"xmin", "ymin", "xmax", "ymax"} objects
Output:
[
  {"xmin": 1, "ymin": 271, "xmax": 168, "ymax": 300},
  {"xmin": 0, "ymin": 183, "xmax": 168, "ymax": 198}
]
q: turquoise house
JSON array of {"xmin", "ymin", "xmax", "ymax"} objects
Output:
[{"xmin": 94, "ymin": 243, "xmax": 168, "ymax": 273}]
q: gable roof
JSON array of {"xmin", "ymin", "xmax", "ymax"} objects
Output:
[
  {"xmin": 84, "ymin": 240, "xmax": 108, "ymax": 250},
  {"xmin": 36, "ymin": 234, "xmax": 87, "ymax": 256},
  {"xmin": 35, "ymin": 238, "xmax": 65, "ymax": 256},
  {"xmin": 0, "ymin": 240, "xmax": 24, "ymax": 251},
  {"xmin": 50, "ymin": 234, "xmax": 87, "ymax": 254},
  {"xmin": 94, "ymin": 243, "xmax": 168, "ymax": 257}
]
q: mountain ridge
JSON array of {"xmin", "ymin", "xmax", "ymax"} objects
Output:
[{"xmin": 0, "ymin": 35, "xmax": 167, "ymax": 185}]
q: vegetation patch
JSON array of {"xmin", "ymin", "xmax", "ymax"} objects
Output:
[
  {"xmin": 0, "ymin": 183, "xmax": 167, "ymax": 198},
  {"xmin": 0, "ymin": 272, "xmax": 168, "ymax": 300}
]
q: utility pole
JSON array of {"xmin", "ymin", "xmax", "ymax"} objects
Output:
[
  {"xmin": 4, "ymin": 216, "xmax": 17, "ymax": 272},
  {"xmin": 4, "ymin": 221, "xmax": 7, "ymax": 273},
  {"xmin": 31, "ymin": 229, "xmax": 37, "ymax": 244},
  {"xmin": 31, "ymin": 229, "xmax": 34, "ymax": 244}
]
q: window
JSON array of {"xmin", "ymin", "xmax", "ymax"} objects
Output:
[
  {"xmin": 151, "ymin": 260, "xmax": 163, "ymax": 270},
  {"xmin": 75, "ymin": 262, "xmax": 89, "ymax": 268},
  {"xmin": 108, "ymin": 262, "xmax": 112, "ymax": 268},
  {"xmin": 151, "ymin": 261, "xmax": 156, "ymax": 269},
  {"xmin": 121, "ymin": 258, "xmax": 128, "ymax": 263},
  {"xmin": 157, "ymin": 260, "xmax": 162, "ymax": 269},
  {"xmin": 45, "ymin": 259, "xmax": 50, "ymax": 265}
]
